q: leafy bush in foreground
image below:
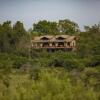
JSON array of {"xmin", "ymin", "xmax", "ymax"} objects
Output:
[{"xmin": 0, "ymin": 67, "xmax": 99, "ymax": 100}]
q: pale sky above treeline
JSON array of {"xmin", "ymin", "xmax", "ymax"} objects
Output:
[{"xmin": 0, "ymin": 0, "xmax": 100, "ymax": 30}]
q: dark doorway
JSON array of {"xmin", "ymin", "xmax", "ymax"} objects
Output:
[
  {"xmin": 58, "ymin": 42, "xmax": 64, "ymax": 47},
  {"xmin": 42, "ymin": 42, "xmax": 49, "ymax": 47},
  {"xmin": 52, "ymin": 42, "xmax": 55, "ymax": 47},
  {"xmin": 67, "ymin": 42, "xmax": 70, "ymax": 47}
]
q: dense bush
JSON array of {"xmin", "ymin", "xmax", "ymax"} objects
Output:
[
  {"xmin": 0, "ymin": 67, "xmax": 99, "ymax": 100},
  {"xmin": 0, "ymin": 21, "xmax": 100, "ymax": 100}
]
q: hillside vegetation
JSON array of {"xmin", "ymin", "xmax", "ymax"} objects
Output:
[{"xmin": 0, "ymin": 20, "xmax": 100, "ymax": 100}]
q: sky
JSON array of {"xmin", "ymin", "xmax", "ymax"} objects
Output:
[{"xmin": 0, "ymin": 0, "xmax": 100, "ymax": 30}]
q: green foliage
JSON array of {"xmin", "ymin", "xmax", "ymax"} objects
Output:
[
  {"xmin": 33, "ymin": 20, "xmax": 58, "ymax": 35},
  {"xmin": 29, "ymin": 67, "xmax": 41, "ymax": 80},
  {"xmin": 32, "ymin": 19, "xmax": 79, "ymax": 35},
  {"xmin": 58, "ymin": 19, "xmax": 79, "ymax": 34},
  {"xmin": 0, "ymin": 53, "xmax": 33, "ymax": 71},
  {"xmin": 13, "ymin": 21, "xmax": 26, "ymax": 37},
  {"xmin": 0, "ymin": 20, "xmax": 100, "ymax": 100},
  {"xmin": 0, "ymin": 21, "xmax": 30, "ymax": 56},
  {"xmin": 0, "ymin": 68, "xmax": 99, "ymax": 100},
  {"xmin": 78, "ymin": 23, "xmax": 100, "ymax": 57},
  {"xmin": 0, "ymin": 21, "xmax": 14, "ymax": 52},
  {"xmin": 76, "ymin": 23, "xmax": 100, "ymax": 67}
]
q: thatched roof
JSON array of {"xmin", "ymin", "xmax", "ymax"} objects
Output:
[
  {"xmin": 55, "ymin": 35, "xmax": 70, "ymax": 39},
  {"xmin": 40, "ymin": 35, "xmax": 54, "ymax": 40},
  {"xmin": 66, "ymin": 36, "xmax": 76, "ymax": 42},
  {"xmin": 32, "ymin": 35, "xmax": 76, "ymax": 42}
]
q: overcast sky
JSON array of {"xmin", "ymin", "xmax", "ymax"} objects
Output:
[{"xmin": 0, "ymin": 0, "xmax": 100, "ymax": 30}]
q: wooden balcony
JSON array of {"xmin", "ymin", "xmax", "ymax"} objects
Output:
[
  {"xmin": 32, "ymin": 46, "xmax": 74, "ymax": 49},
  {"xmin": 31, "ymin": 40, "xmax": 67, "ymax": 43}
]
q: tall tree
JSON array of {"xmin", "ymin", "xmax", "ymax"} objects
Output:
[
  {"xmin": 13, "ymin": 21, "xmax": 30, "ymax": 57},
  {"xmin": 0, "ymin": 21, "xmax": 29, "ymax": 56},
  {"xmin": 0, "ymin": 21, "xmax": 15, "ymax": 52},
  {"xmin": 13, "ymin": 21, "xmax": 27, "ymax": 48},
  {"xmin": 13, "ymin": 21, "xmax": 26, "ymax": 37},
  {"xmin": 84, "ymin": 23, "xmax": 100, "ymax": 33},
  {"xmin": 33, "ymin": 20, "xmax": 58, "ymax": 35},
  {"xmin": 32, "ymin": 19, "xmax": 79, "ymax": 35},
  {"xmin": 77, "ymin": 23, "xmax": 100, "ymax": 58},
  {"xmin": 58, "ymin": 19, "xmax": 79, "ymax": 34}
]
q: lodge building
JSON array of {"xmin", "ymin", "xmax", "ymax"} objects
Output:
[{"xmin": 31, "ymin": 35, "xmax": 77, "ymax": 51}]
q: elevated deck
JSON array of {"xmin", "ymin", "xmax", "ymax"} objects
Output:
[
  {"xmin": 32, "ymin": 46, "xmax": 74, "ymax": 49},
  {"xmin": 31, "ymin": 35, "xmax": 77, "ymax": 51}
]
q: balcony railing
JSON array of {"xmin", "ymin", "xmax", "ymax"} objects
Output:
[
  {"xmin": 32, "ymin": 46, "xmax": 74, "ymax": 49},
  {"xmin": 31, "ymin": 40, "xmax": 67, "ymax": 43}
]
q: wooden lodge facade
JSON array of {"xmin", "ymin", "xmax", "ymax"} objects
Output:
[{"xmin": 31, "ymin": 35, "xmax": 77, "ymax": 51}]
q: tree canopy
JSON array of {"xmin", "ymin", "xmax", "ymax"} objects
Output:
[
  {"xmin": 32, "ymin": 19, "xmax": 80, "ymax": 35},
  {"xmin": 0, "ymin": 21, "xmax": 28, "ymax": 54},
  {"xmin": 0, "ymin": 20, "xmax": 100, "ymax": 100}
]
